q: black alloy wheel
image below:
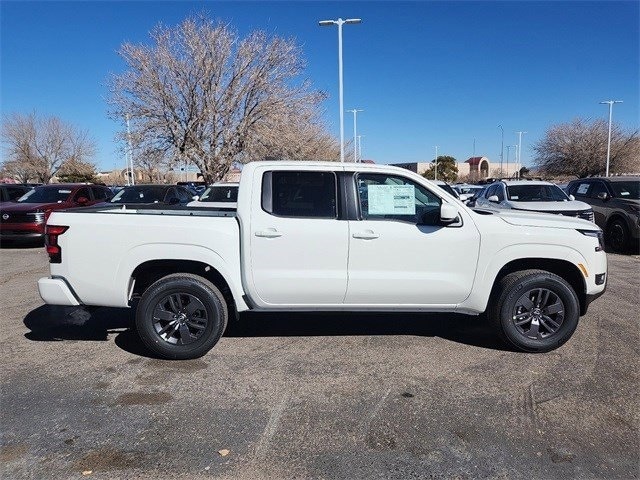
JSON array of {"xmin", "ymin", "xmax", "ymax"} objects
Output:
[{"xmin": 511, "ymin": 288, "xmax": 565, "ymax": 340}]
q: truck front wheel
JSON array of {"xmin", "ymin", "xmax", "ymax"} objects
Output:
[
  {"xmin": 136, "ymin": 274, "xmax": 228, "ymax": 360},
  {"xmin": 488, "ymin": 269, "xmax": 580, "ymax": 352}
]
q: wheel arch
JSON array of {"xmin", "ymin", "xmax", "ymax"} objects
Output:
[
  {"xmin": 489, "ymin": 258, "xmax": 588, "ymax": 315},
  {"xmin": 131, "ymin": 259, "xmax": 237, "ymax": 316}
]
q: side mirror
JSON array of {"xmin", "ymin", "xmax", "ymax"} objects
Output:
[
  {"xmin": 440, "ymin": 203, "xmax": 459, "ymax": 224},
  {"xmin": 597, "ymin": 192, "xmax": 609, "ymax": 201},
  {"xmin": 168, "ymin": 197, "xmax": 180, "ymax": 205},
  {"xmin": 488, "ymin": 195, "xmax": 500, "ymax": 203},
  {"xmin": 569, "ymin": 194, "xmax": 575, "ymax": 201},
  {"xmin": 192, "ymin": 195, "xmax": 199, "ymax": 201},
  {"xmin": 76, "ymin": 196, "xmax": 89, "ymax": 206}
]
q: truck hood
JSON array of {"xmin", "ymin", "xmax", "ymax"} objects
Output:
[
  {"xmin": 489, "ymin": 208, "xmax": 598, "ymax": 230},
  {"xmin": 508, "ymin": 200, "xmax": 591, "ymax": 212}
]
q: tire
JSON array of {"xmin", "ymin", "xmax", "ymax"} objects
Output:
[
  {"xmin": 606, "ymin": 218, "xmax": 630, "ymax": 253},
  {"xmin": 136, "ymin": 273, "xmax": 228, "ymax": 360},
  {"xmin": 488, "ymin": 269, "xmax": 580, "ymax": 353}
]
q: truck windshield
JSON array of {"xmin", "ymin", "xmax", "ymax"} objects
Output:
[
  {"xmin": 111, "ymin": 186, "xmax": 167, "ymax": 203},
  {"xmin": 507, "ymin": 184, "xmax": 568, "ymax": 202},
  {"xmin": 200, "ymin": 185, "xmax": 238, "ymax": 202},
  {"xmin": 17, "ymin": 187, "xmax": 72, "ymax": 203}
]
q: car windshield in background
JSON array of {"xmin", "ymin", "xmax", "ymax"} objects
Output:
[
  {"xmin": 111, "ymin": 187, "xmax": 167, "ymax": 203},
  {"xmin": 611, "ymin": 181, "xmax": 640, "ymax": 199},
  {"xmin": 200, "ymin": 186, "xmax": 238, "ymax": 202},
  {"xmin": 437, "ymin": 184, "xmax": 458, "ymax": 197},
  {"xmin": 507, "ymin": 184, "xmax": 568, "ymax": 202},
  {"xmin": 17, "ymin": 187, "xmax": 72, "ymax": 203}
]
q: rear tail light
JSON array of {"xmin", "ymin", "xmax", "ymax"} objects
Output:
[{"xmin": 45, "ymin": 225, "xmax": 69, "ymax": 263}]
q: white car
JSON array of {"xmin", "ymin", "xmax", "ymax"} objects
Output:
[
  {"xmin": 474, "ymin": 180, "xmax": 594, "ymax": 222},
  {"xmin": 38, "ymin": 161, "xmax": 606, "ymax": 359},
  {"xmin": 187, "ymin": 182, "xmax": 238, "ymax": 209}
]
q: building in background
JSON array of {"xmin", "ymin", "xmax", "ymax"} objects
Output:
[{"xmin": 391, "ymin": 156, "xmax": 519, "ymax": 181}]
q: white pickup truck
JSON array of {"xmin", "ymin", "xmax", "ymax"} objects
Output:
[{"xmin": 38, "ymin": 161, "xmax": 607, "ymax": 359}]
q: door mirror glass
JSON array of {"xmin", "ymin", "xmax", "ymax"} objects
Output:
[
  {"xmin": 488, "ymin": 195, "xmax": 500, "ymax": 203},
  {"xmin": 569, "ymin": 194, "xmax": 575, "ymax": 201},
  {"xmin": 597, "ymin": 192, "xmax": 609, "ymax": 201},
  {"xmin": 192, "ymin": 195, "xmax": 199, "ymax": 201},
  {"xmin": 440, "ymin": 203, "xmax": 459, "ymax": 224}
]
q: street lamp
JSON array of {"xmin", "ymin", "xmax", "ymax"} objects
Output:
[
  {"xmin": 434, "ymin": 145, "xmax": 439, "ymax": 180},
  {"xmin": 516, "ymin": 131, "xmax": 527, "ymax": 179},
  {"xmin": 347, "ymin": 109, "xmax": 363, "ymax": 162},
  {"xmin": 600, "ymin": 100, "xmax": 623, "ymax": 177},
  {"xmin": 497, "ymin": 124, "xmax": 504, "ymax": 176},
  {"xmin": 319, "ymin": 17, "xmax": 362, "ymax": 162}
]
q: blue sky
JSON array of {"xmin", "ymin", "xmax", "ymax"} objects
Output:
[{"xmin": 1, "ymin": 1, "xmax": 638, "ymax": 171}]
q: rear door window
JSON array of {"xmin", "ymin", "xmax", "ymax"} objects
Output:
[{"xmin": 262, "ymin": 171, "xmax": 337, "ymax": 218}]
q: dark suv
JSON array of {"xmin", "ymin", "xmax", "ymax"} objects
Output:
[
  {"xmin": 0, "ymin": 184, "xmax": 112, "ymax": 243},
  {"xmin": 567, "ymin": 176, "xmax": 640, "ymax": 252}
]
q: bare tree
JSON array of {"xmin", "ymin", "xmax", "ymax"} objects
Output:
[
  {"xmin": 2, "ymin": 112, "xmax": 96, "ymax": 183},
  {"xmin": 109, "ymin": 15, "xmax": 338, "ymax": 184},
  {"xmin": 534, "ymin": 118, "xmax": 639, "ymax": 178},
  {"xmin": 0, "ymin": 158, "xmax": 37, "ymax": 183}
]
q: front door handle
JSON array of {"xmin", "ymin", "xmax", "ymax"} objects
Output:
[
  {"xmin": 255, "ymin": 228, "xmax": 282, "ymax": 238},
  {"xmin": 352, "ymin": 230, "xmax": 379, "ymax": 240}
]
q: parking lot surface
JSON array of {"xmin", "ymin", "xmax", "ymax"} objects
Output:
[{"xmin": 1, "ymin": 247, "xmax": 638, "ymax": 479}]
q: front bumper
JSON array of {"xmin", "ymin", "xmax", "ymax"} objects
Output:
[
  {"xmin": 38, "ymin": 277, "xmax": 80, "ymax": 306},
  {"xmin": 0, "ymin": 223, "xmax": 45, "ymax": 240}
]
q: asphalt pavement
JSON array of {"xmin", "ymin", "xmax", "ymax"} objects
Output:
[{"xmin": 1, "ymin": 246, "xmax": 638, "ymax": 479}]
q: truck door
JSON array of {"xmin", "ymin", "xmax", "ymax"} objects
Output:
[
  {"xmin": 248, "ymin": 169, "xmax": 349, "ymax": 306},
  {"xmin": 345, "ymin": 172, "xmax": 480, "ymax": 306}
]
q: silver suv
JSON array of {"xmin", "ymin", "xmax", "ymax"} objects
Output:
[{"xmin": 475, "ymin": 180, "xmax": 594, "ymax": 222}]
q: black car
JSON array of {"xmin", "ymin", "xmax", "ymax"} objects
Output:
[
  {"xmin": 567, "ymin": 176, "xmax": 640, "ymax": 252},
  {"xmin": 108, "ymin": 185, "xmax": 195, "ymax": 206},
  {"xmin": 0, "ymin": 184, "xmax": 32, "ymax": 203}
]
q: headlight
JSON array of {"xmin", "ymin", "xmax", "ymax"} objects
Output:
[{"xmin": 578, "ymin": 229, "xmax": 604, "ymax": 252}]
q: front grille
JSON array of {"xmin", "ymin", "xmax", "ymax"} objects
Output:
[
  {"xmin": 0, "ymin": 212, "xmax": 45, "ymax": 224},
  {"xmin": 534, "ymin": 209, "xmax": 594, "ymax": 222}
]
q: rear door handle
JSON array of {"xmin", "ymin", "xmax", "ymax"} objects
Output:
[
  {"xmin": 255, "ymin": 228, "xmax": 282, "ymax": 238},
  {"xmin": 352, "ymin": 231, "xmax": 379, "ymax": 240}
]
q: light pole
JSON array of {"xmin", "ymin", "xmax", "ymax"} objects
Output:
[
  {"xmin": 506, "ymin": 145, "xmax": 516, "ymax": 178},
  {"xmin": 125, "ymin": 114, "xmax": 135, "ymax": 186},
  {"xmin": 347, "ymin": 109, "xmax": 363, "ymax": 162},
  {"xmin": 357, "ymin": 135, "xmax": 364, "ymax": 161},
  {"xmin": 497, "ymin": 124, "xmax": 504, "ymax": 176},
  {"xmin": 516, "ymin": 131, "xmax": 527, "ymax": 179},
  {"xmin": 319, "ymin": 17, "xmax": 362, "ymax": 162},
  {"xmin": 600, "ymin": 100, "xmax": 623, "ymax": 177},
  {"xmin": 434, "ymin": 145, "xmax": 439, "ymax": 180}
]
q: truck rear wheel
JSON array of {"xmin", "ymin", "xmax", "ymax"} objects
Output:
[
  {"xmin": 136, "ymin": 273, "xmax": 228, "ymax": 360},
  {"xmin": 488, "ymin": 269, "xmax": 580, "ymax": 352}
]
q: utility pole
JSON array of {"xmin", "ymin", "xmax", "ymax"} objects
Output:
[
  {"xmin": 319, "ymin": 18, "xmax": 362, "ymax": 162},
  {"xmin": 599, "ymin": 100, "xmax": 623, "ymax": 177},
  {"xmin": 357, "ymin": 135, "xmax": 364, "ymax": 161}
]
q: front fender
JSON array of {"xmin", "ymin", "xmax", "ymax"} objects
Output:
[{"xmin": 458, "ymin": 243, "xmax": 588, "ymax": 314}]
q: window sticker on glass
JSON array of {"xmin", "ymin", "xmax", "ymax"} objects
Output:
[
  {"xmin": 577, "ymin": 184, "xmax": 589, "ymax": 195},
  {"xmin": 58, "ymin": 189, "xmax": 72, "ymax": 194},
  {"xmin": 367, "ymin": 184, "xmax": 416, "ymax": 215}
]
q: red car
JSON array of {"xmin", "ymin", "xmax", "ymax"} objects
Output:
[{"xmin": 0, "ymin": 184, "xmax": 112, "ymax": 243}]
